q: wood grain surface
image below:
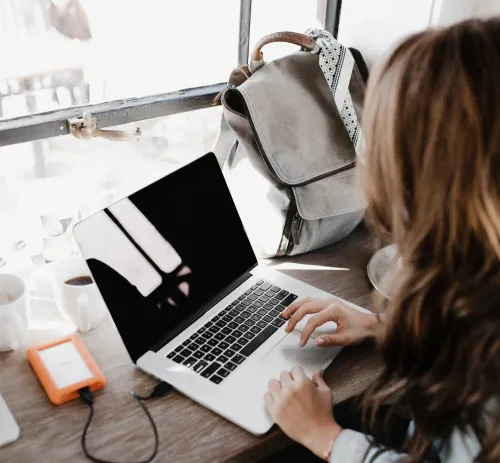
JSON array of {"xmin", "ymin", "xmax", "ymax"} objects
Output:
[{"xmin": 0, "ymin": 226, "xmax": 381, "ymax": 463}]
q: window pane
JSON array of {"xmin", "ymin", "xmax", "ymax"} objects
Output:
[
  {"xmin": 0, "ymin": 106, "xmax": 222, "ymax": 268},
  {"xmin": 249, "ymin": 0, "xmax": 326, "ymax": 63},
  {"xmin": 0, "ymin": 0, "xmax": 238, "ymax": 119}
]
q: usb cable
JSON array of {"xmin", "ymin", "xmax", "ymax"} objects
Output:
[{"xmin": 78, "ymin": 382, "xmax": 172, "ymax": 463}]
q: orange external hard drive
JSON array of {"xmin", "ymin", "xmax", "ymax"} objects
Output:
[{"xmin": 27, "ymin": 334, "xmax": 106, "ymax": 405}]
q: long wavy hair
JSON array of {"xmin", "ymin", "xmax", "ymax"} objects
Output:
[{"xmin": 360, "ymin": 18, "xmax": 500, "ymax": 462}]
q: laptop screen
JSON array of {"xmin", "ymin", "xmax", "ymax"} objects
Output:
[{"xmin": 74, "ymin": 154, "xmax": 257, "ymax": 362}]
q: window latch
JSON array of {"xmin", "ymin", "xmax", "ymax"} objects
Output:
[{"xmin": 68, "ymin": 113, "xmax": 141, "ymax": 141}]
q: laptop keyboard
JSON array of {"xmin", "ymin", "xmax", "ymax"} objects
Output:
[{"xmin": 165, "ymin": 280, "xmax": 297, "ymax": 385}]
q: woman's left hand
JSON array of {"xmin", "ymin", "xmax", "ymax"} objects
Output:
[{"xmin": 264, "ymin": 367, "xmax": 342, "ymax": 460}]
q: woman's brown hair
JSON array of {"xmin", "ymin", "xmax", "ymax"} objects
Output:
[{"xmin": 361, "ymin": 18, "xmax": 500, "ymax": 462}]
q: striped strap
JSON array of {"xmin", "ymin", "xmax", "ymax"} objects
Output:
[{"xmin": 305, "ymin": 28, "xmax": 365, "ymax": 160}]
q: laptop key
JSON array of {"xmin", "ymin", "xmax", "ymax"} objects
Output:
[
  {"xmin": 263, "ymin": 315, "xmax": 274, "ymax": 323},
  {"xmin": 254, "ymin": 289, "xmax": 264, "ymax": 296},
  {"xmin": 206, "ymin": 321, "xmax": 214, "ymax": 328},
  {"xmin": 272, "ymin": 318, "xmax": 286, "ymax": 327},
  {"xmin": 173, "ymin": 355, "xmax": 185, "ymax": 363},
  {"xmin": 233, "ymin": 329, "xmax": 243, "ymax": 338},
  {"xmin": 270, "ymin": 286, "xmax": 280, "ymax": 293},
  {"xmin": 275, "ymin": 290, "xmax": 289, "ymax": 300},
  {"xmin": 229, "ymin": 309, "xmax": 239, "ymax": 317},
  {"xmin": 239, "ymin": 324, "xmax": 250, "ymax": 332},
  {"xmin": 232, "ymin": 343, "xmax": 244, "ymax": 352},
  {"xmin": 198, "ymin": 327, "xmax": 207, "ymax": 333},
  {"xmin": 234, "ymin": 316, "xmax": 245, "ymax": 324},
  {"xmin": 221, "ymin": 327, "xmax": 232, "ymax": 335},
  {"xmin": 222, "ymin": 315, "xmax": 232, "ymax": 323},
  {"xmin": 282, "ymin": 293, "xmax": 298, "ymax": 306},
  {"xmin": 237, "ymin": 337, "xmax": 249, "ymax": 346},
  {"xmin": 215, "ymin": 333, "xmax": 225, "ymax": 341},
  {"xmin": 250, "ymin": 326, "xmax": 261, "ymax": 334},
  {"xmin": 212, "ymin": 315, "xmax": 221, "ymax": 322},
  {"xmin": 204, "ymin": 354, "xmax": 216, "ymax": 362},
  {"xmin": 260, "ymin": 282, "xmax": 272, "ymax": 291},
  {"xmin": 244, "ymin": 290, "xmax": 252, "ymax": 295},
  {"xmin": 270, "ymin": 298, "xmax": 281, "ymax": 306},
  {"xmin": 245, "ymin": 319, "xmax": 256, "ymax": 327},
  {"xmin": 256, "ymin": 280, "xmax": 264, "ymax": 286},
  {"xmin": 180, "ymin": 348, "xmax": 193, "ymax": 357},
  {"xmin": 228, "ymin": 322, "xmax": 238, "ymax": 330},
  {"xmin": 225, "ymin": 335, "xmax": 237, "ymax": 344},
  {"xmin": 182, "ymin": 340, "xmax": 191, "ymax": 347},
  {"xmin": 247, "ymin": 294, "xmax": 258, "ymax": 301},
  {"xmin": 240, "ymin": 300, "xmax": 251, "ymax": 306},
  {"xmin": 167, "ymin": 352, "xmax": 176, "ymax": 359},
  {"xmin": 253, "ymin": 301, "xmax": 263, "ymax": 308},
  {"xmin": 259, "ymin": 295, "xmax": 270, "ymax": 303},
  {"xmin": 256, "ymin": 320, "xmax": 267, "ymax": 329},
  {"xmin": 201, "ymin": 332, "xmax": 213, "ymax": 339},
  {"xmin": 246, "ymin": 305, "xmax": 258, "ymax": 313},
  {"xmin": 209, "ymin": 326, "xmax": 219, "ymax": 334},
  {"xmin": 212, "ymin": 347, "xmax": 223, "ymax": 356},
  {"xmin": 238, "ymin": 295, "xmax": 246, "ymax": 301},
  {"xmin": 193, "ymin": 351, "xmax": 204, "ymax": 359},
  {"xmin": 215, "ymin": 321, "xmax": 225, "ymax": 328},
  {"xmin": 174, "ymin": 346, "xmax": 183, "ymax": 353},
  {"xmin": 218, "ymin": 368, "xmax": 230, "ymax": 378},
  {"xmin": 250, "ymin": 314, "xmax": 260, "ymax": 322},
  {"xmin": 219, "ymin": 342, "xmax": 230, "ymax": 350},
  {"xmin": 210, "ymin": 375, "xmax": 223, "ymax": 384},
  {"xmin": 193, "ymin": 360, "xmax": 208, "ymax": 373},
  {"xmin": 244, "ymin": 331, "xmax": 255, "ymax": 340},
  {"xmin": 241, "ymin": 326, "xmax": 278, "ymax": 357},
  {"xmin": 233, "ymin": 354, "xmax": 245, "ymax": 364},
  {"xmin": 201, "ymin": 362, "xmax": 222, "ymax": 378},
  {"xmin": 257, "ymin": 309, "xmax": 267, "ymax": 316},
  {"xmin": 226, "ymin": 362, "xmax": 237, "ymax": 371},
  {"xmin": 183, "ymin": 357, "xmax": 197, "ymax": 368},
  {"xmin": 218, "ymin": 355, "xmax": 229, "ymax": 364},
  {"xmin": 193, "ymin": 340, "xmax": 204, "ymax": 349},
  {"xmin": 201, "ymin": 345, "xmax": 211, "ymax": 353},
  {"xmin": 208, "ymin": 339, "xmax": 218, "ymax": 347},
  {"xmin": 225, "ymin": 348, "xmax": 236, "ymax": 358},
  {"xmin": 250, "ymin": 285, "xmax": 258, "ymax": 290},
  {"xmin": 265, "ymin": 291, "xmax": 275, "ymax": 297},
  {"xmin": 240, "ymin": 311, "xmax": 251, "ymax": 319},
  {"xmin": 270, "ymin": 309, "xmax": 281, "ymax": 318}
]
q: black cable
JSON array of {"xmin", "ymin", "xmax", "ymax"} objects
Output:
[{"xmin": 78, "ymin": 382, "xmax": 172, "ymax": 463}]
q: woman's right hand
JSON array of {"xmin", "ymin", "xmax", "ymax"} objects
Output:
[{"xmin": 282, "ymin": 298, "xmax": 380, "ymax": 347}]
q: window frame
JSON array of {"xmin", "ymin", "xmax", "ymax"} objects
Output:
[{"xmin": 0, "ymin": 0, "xmax": 342, "ymax": 147}]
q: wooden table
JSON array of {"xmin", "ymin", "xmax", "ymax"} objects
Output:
[{"xmin": 0, "ymin": 227, "xmax": 382, "ymax": 463}]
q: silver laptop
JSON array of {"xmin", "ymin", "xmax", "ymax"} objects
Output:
[{"xmin": 73, "ymin": 153, "xmax": 366, "ymax": 435}]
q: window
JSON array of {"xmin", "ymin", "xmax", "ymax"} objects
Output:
[{"xmin": 0, "ymin": 0, "xmax": 341, "ymax": 271}]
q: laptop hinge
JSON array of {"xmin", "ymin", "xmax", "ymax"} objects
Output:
[{"xmin": 149, "ymin": 263, "xmax": 258, "ymax": 355}]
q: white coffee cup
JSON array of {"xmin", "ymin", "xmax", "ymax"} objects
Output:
[
  {"xmin": 0, "ymin": 274, "xmax": 28, "ymax": 351},
  {"xmin": 53, "ymin": 257, "xmax": 107, "ymax": 332}
]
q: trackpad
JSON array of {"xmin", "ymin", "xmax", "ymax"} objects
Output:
[{"xmin": 261, "ymin": 331, "xmax": 340, "ymax": 377}]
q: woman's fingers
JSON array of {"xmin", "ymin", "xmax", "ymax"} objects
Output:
[
  {"xmin": 290, "ymin": 366, "xmax": 306, "ymax": 381},
  {"xmin": 280, "ymin": 370, "xmax": 294, "ymax": 387},
  {"xmin": 281, "ymin": 297, "xmax": 316, "ymax": 319},
  {"xmin": 268, "ymin": 378, "xmax": 282, "ymax": 392},
  {"xmin": 285, "ymin": 301, "xmax": 326, "ymax": 333},
  {"xmin": 312, "ymin": 370, "xmax": 329, "ymax": 390},
  {"xmin": 264, "ymin": 390, "xmax": 277, "ymax": 412},
  {"xmin": 299, "ymin": 305, "xmax": 342, "ymax": 346},
  {"xmin": 316, "ymin": 333, "xmax": 352, "ymax": 346}
]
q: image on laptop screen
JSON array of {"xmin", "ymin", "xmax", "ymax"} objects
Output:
[{"xmin": 74, "ymin": 154, "xmax": 257, "ymax": 362}]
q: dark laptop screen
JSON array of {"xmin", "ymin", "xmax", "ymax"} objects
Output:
[{"xmin": 75, "ymin": 154, "xmax": 257, "ymax": 362}]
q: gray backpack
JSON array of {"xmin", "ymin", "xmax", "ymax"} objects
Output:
[{"xmin": 214, "ymin": 30, "xmax": 367, "ymax": 258}]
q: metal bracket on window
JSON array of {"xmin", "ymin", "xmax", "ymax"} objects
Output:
[{"xmin": 68, "ymin": 112, "xmax": 141, "ymax": 141}]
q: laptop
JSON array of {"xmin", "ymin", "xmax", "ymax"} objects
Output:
[{"xmin": 73, "ymin": 153, "xmax": 367, "ymax": 435}]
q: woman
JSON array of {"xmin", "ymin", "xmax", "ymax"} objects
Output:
[{"xmin": 265, "ymin": 18, "xmax": 500, "ymax": 462}]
